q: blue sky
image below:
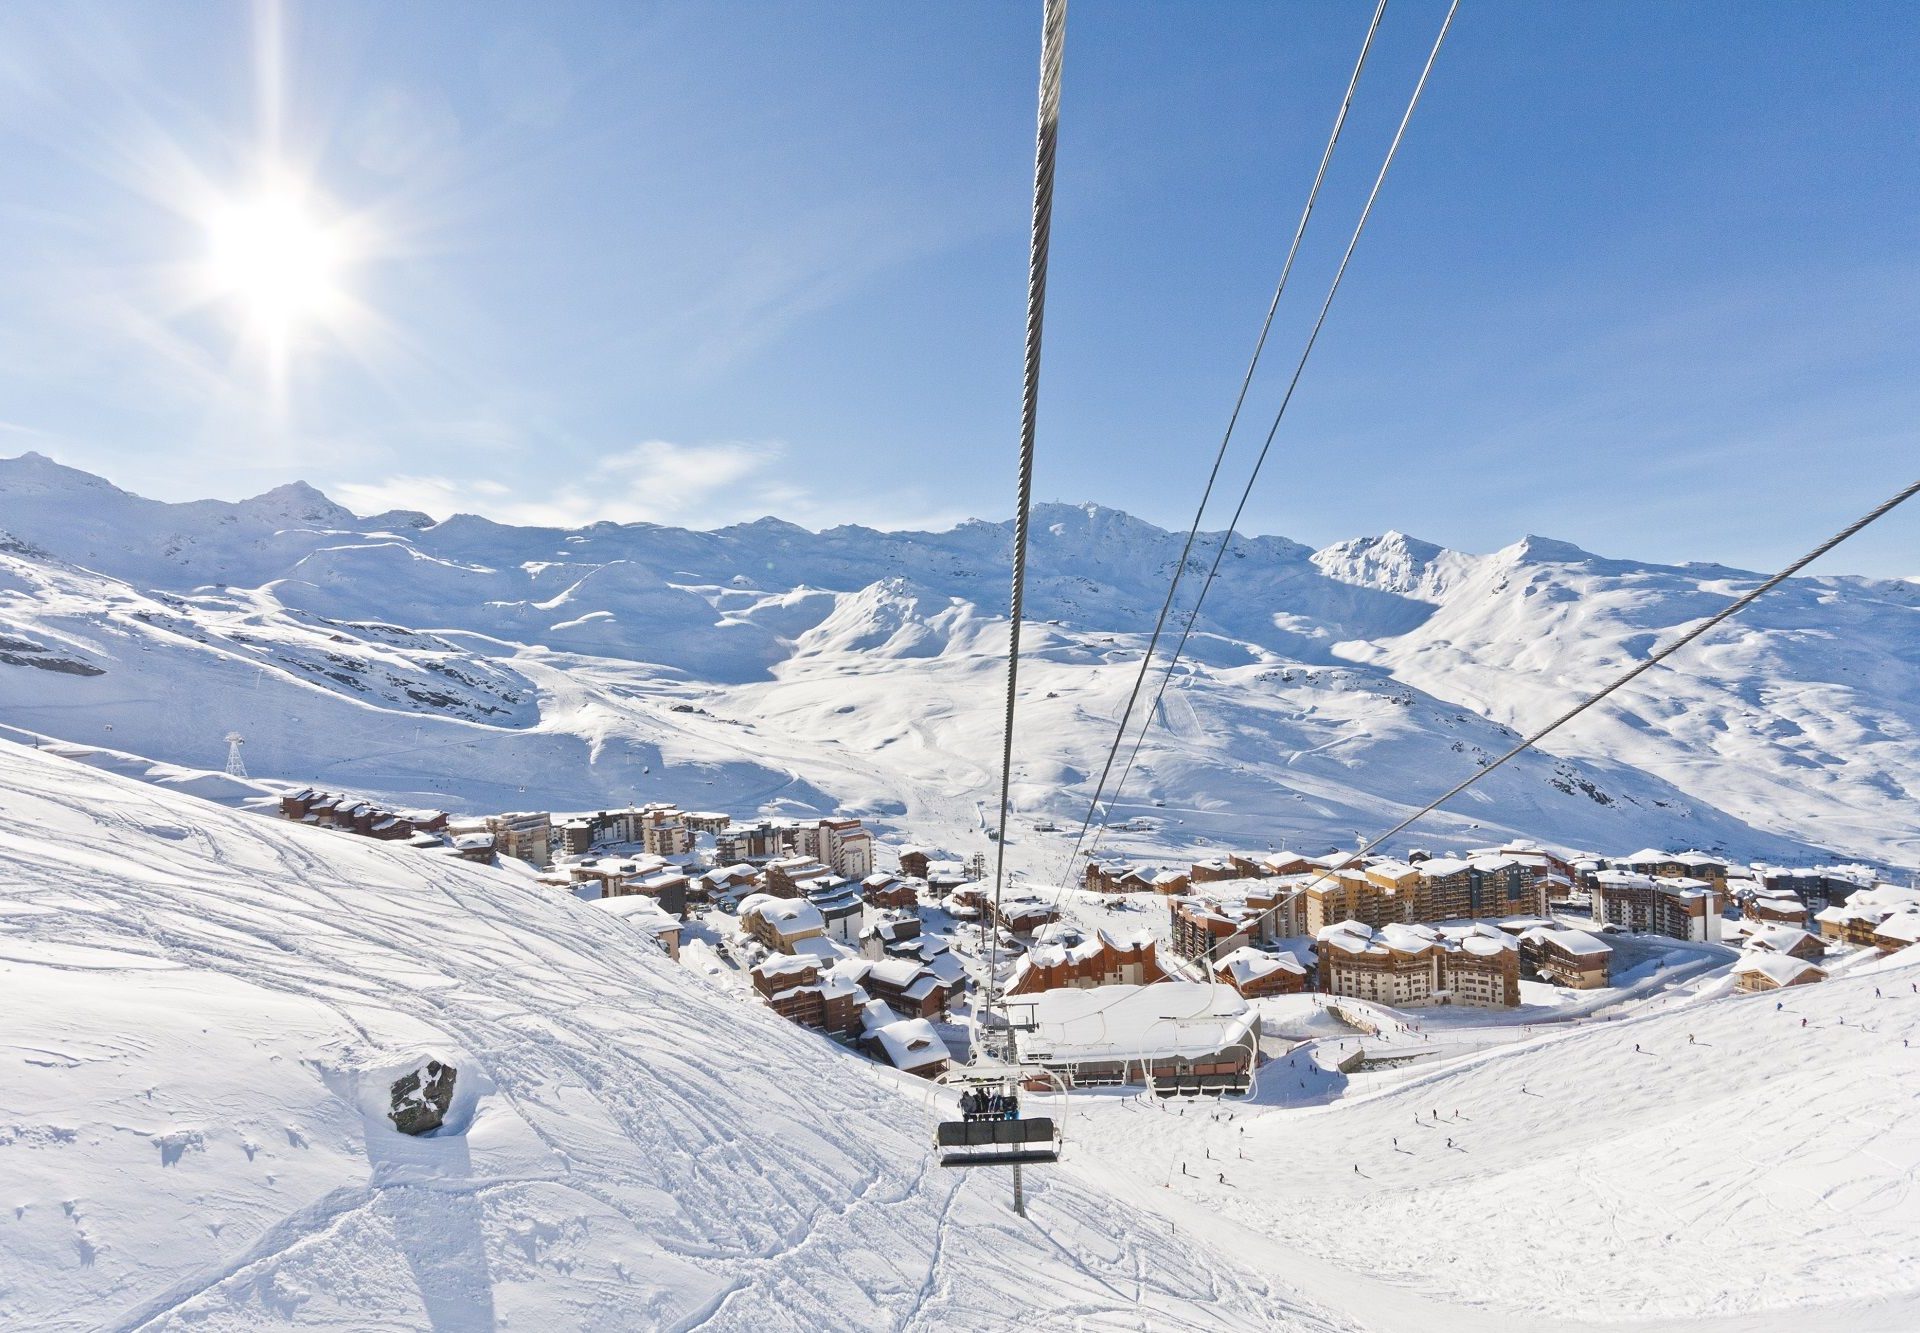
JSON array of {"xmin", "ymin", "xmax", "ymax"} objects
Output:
[{"xmin": 0, "ymin": 1, "xmax": 1915, "ymax": 574}]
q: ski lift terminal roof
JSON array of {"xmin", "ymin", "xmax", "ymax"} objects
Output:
[{"xmin": 1015, "ymin": 981, "xmax": 1256, "ymax": 1065}]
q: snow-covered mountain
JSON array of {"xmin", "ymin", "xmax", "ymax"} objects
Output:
[{"xmin": 0, "ymin": 451, "xmax": 1914, "ymax": 870}]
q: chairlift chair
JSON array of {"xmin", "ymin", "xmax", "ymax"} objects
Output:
[
  {"xmin": 933, "ymin": 1062, "xmax": 1063, "ymax": 1169},
  {"xmin": 935, "ymin": 1115, "xmax": 1060, "ymax": 1169}
]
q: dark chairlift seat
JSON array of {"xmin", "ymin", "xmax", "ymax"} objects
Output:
[{"xmin": 936, "ymin": 1117, "xmax": 1060, "ymax": 1168}]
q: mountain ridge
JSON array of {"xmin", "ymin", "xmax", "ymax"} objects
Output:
[
  {"xmin": 0, "ymin": 452, "xmax": 1913, "ymax": 870},
  {"xmin": 5, "ymin": 448, "xmax": 1863, "ymax": 584}
]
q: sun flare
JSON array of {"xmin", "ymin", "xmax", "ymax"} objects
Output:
[{"xmin": 202, "ymin": 183, "xmax": 350, "ymax": 339}]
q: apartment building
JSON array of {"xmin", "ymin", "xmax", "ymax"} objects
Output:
[
  {"xmin": 1589, "ymin": 870, "xmax": 1723, "ymax": 942},
  {"xmin": 1316, "ymin": 920, "xmax": 1521, "ymax": 1008},
  {"xmin": 1005, "ymin": 924, "xmax": 1164, "ymax": 995}
]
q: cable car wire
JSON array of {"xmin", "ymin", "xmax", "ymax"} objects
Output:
[
  {"xmin": 979, "ymin": 0, "xmax": 1068, "ymax": 1061},
  {"xmin": 1066, "ymin": 0, "xmax": 1460, "ymax": 893},
  {"xmin": 1058, "ymin": 0, "xmax": 1391, "ymax": 906}
]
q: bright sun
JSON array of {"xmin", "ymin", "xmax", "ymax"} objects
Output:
[{"xmin": 203, "ymin": 184, "xmax": 349, "ymax": 338}]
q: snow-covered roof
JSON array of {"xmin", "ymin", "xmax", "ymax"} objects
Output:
[
  {"xmin": 865, "ymin": 957, "xmax": 930, "ymax": 988},
  {"xmin": 591, "ymin": 896, "xmax": 680, "ymax": 934},
  {"xmin": 791, "ymin": 935, "xmax": 850, "ymax": 963},
  {"xmin": 1847, "ymin": 884, "xmax": 1920, "ymax": 916},
  {"xmin": 1744, "ymin": 925, "xmax": 1820, "ymax": 955},
  {"xmin": 1520, "ymin": 926, "xmax": 1611, "ymax": 957},
  {"xmin": 1734, "ymin": 953, "xmax": 1824, "ymax": 987},
  {"xmin": 808, "ymin": 885, "xmax": 864, "ymax": 914},
  {"xmin": 1315, "ymin": 923, "xmax": 1371, "ymax": 955},
  {"xmin": 740, "ymin": 895, "xmax": 826, "ymax": 935},
  {"xmin": 1378, "ymin": 922, "xmax": 1443, "ymax": 954},
  {"xmin": 1019, "ymin": 983, "xmax": 1257, "ymax": 1064},
  {"xmin": 1874, "ymin": 912, "xmax": 1920, "ymax": 945},
  {"xmin": 870, "ymin": 1018, "xmax": 949, "ymax": 1072},
  {"xmin": 1216, "ymin": 946, "xmax": 1307, "ymax": 986},
  {"xmin": 1451, "ymin": 928, "xmax": 1517, "ymax": 958},
  {"xmin": 858, "ymin": 998, "xmax": 897, "ymax": 1034},
  {"xmin": 752, "ymin": 954, "xmax": 817, "ymax": 980}
]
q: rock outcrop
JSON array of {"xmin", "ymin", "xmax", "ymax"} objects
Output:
[{"xmin": 389, "ymin": 1059, "xmax": 457, "ymax": 1135}]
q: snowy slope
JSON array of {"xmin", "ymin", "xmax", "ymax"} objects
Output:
[
  {"xmin": 0, "ymin": 452, "xmax": 1914, "ymax": 870},
  {"xmin": 1064, "ymin": 957, "xmax": 1920, "ymax": 1331},
  {"xmin": 0, "ymin": 738, "xmax": 1315, "ymax": 1331}
]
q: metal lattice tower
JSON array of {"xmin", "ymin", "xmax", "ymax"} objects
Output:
[{"xmin": 223, "ymin": 731, "xmax": 248, "ymax": 779}]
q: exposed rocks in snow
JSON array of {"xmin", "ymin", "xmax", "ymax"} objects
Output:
[{"xmin": 388, "ymin": 1060, "xmax": 457, "ymax": 1135}]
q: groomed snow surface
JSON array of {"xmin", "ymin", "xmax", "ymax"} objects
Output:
[
  {"xmin": 6, "ymin": 739, "xmax": 1920, "ymax": 1331},
  {"xmin": 0, "ymin": 742, "xmax": 1303, "ymax": 1331}
]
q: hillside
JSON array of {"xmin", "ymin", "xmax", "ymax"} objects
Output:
[
  {"xmin": 0, "ymin": 452, "xmax": 1914, "ymax": 870},
  {"xmin": 6, "ymin": 730, "xmax": 1915, "ymax": 1330},
  {"xmin": 1066, "ymin": 954, "xmax": 1920, "ymax": 1330},
  {"xmin": 0, "ymin": 738, "xmax": 1302, "ymax": 1331}
]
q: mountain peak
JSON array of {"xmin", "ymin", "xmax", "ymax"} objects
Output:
[
  {"xmin": 1312, "ymin": 530, "xmax": 1448, "ymax": 596},
  {"xmin": 237, "ymin": 480, "xmax": 357, "ymax": 529},
  {"xmin": 0, "ymin": 449, "xmax": 129, "ymax": 496},
  {"xmin": 1505, "ymin": 533, "xmax": 1604, "ymax": 565}
]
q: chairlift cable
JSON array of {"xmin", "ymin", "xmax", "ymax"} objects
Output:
[
  {"xmin": 980, "ymin": 0, "xmax": 1069, "ymax": 1062},
  {"xmin": 1058, "ymin": 0, "xmax": 1391, "ymax": 902},
  {"xmin": 1071, "ymin": 0, "xmax": 1460, "ymax": 884}
]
